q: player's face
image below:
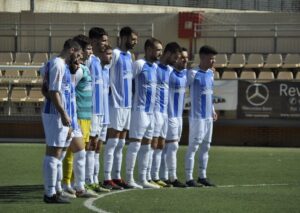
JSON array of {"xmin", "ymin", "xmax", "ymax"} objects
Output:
[
  {"xmin": 69, "ymin": 49, "xmax": 83, "ymax": 74},
  {"xmin": 151, "ymin": 42, "xmax": 163, "ymax": 61},
  {"xmin": 175, "ymin": 51, "xmax": 188, "ymax": 71},
  {"xmin": 167, "ymin": 51, "xmax": 180, "ymax": 66},
  {"xmin": 92, "ymin": 35, "xmax": 108, "ymax": 55},
  {"xmin": 200, "ymin": 54, "xmax": 216, "ymax": 69},
  {"xmin": 100, "ymin": 49, "xmax": 113, "ymax": 65},
  {"xmin": 82, "ymin": 44, "xmax": 93, "ymax": 61},
  {"xmin": 126, "ymin": 33, "xmax": 138, "ymax": 50}
]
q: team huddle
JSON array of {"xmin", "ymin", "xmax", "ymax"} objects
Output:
[{"xmin": 41, "ymin": 26, "xmax": 218, "ymax": 204}]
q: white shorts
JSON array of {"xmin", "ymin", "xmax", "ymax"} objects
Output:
[
  {"xmin": 188, "ymin": 118, "xmax": 213, "ymax": 145},
  {"xmin": 90, "ymin": 114, "xmax": 105, "ymax": 139},
  {"xmin": 99, "ymin": 124, "xmax": 108, "ymax": 141},
  {"xmin": 109, "ymin": 107, "xmax": 131, "ymax": 131},
  {"xmin": 153, "ymin": 111, "xmax": 168, "ymax": 138},
  {"xmin": 129, "ymin": 111, "xmax": 154, "ymax": 140},
  {"xmin": 166, "ymin": 117, "xmax": 183, "ymax": 141},
  {"xmin": 42, "ymin": 113, "xmax": 70, "ymax": 147}
]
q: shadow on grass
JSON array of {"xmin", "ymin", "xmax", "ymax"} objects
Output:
[{"xmin": 0, "ymin": 185, "xmax": 43, "ymax": 204}]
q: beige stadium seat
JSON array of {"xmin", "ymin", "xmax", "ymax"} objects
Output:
[
  {"xmin": 258, "ymin": 71, "xmax": 275, "ymax": 80},
  {"xmin": 0, "ymin": 52, "xmax": 13, "ymax": 65},
  {"xmin": 10, "ymin": 87, "xmax": 27, "ymax": 102},
  {"xmin": 31, "ymin": 53, "xmax": 48, "ymax": 65},
  {"xmin": 221, "ymin": 71, "xmax": 238, "ymax": 79},
  {"xmin": 276, "ymin": 71, "xmax": 294, "ymax": 80},
  {"xmin": 282, "ymin": 54, "xmax": 300, "ymax": 69},
  {"xmin": 3, "ymin": 69, "xmax": 21, "ymax": 83},
  {"xmin": 240, "ymin": 70, "xmax": 256, "ymax": 80},
  {"xmin": 14, "ymin": 52, "xmax": 31, "ymax": 65},
  {"xmin": 227, "ymin": 54, "xmax": 246, "ymax": 69},
  {"xmin": 27, "ymin": 87, "xmax": 44, "ymax": 103},
  {"xmin": 20, "ymin": 69, "xmax": 39, "ymax": 84},
  {"xmin": 214, "ymin": 71, "xmax": 220, "ymax": 79},
  {"xmin": 296, "ymin": 72, "xmax": 300, "ymax": 80},
  {"xmin": 263, "ymin": 54, "xmax": 283, "ymax": 69},
  {"xmin": 244, "ymin": 54, "xmax": 264, "ymax": 69},
  {"xmin": 0, "ymin": 87, "xmax": 9, "ymax": 102},
  {"xmin": 214, "ymin": 54, "xmax": 228, "ymax": 69}
]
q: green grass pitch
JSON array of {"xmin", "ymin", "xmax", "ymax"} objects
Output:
[{"xmin": 0, "ymin": 143, "xmax": 299, "ymax": 213}]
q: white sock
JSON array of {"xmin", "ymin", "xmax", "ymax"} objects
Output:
[
  {"xmin": 138, "ymin": 144, "xmax": 151, "ymax": 183},
  {"xmin": 94, "ymin": 153, "xmax": 100, "ymax": 184},
  {"xmin": 166, "ymin": 142, "xmax": 179, "ymax": 182},
  {"xmin": 146, "ymin": 148, "xmax": 154, "ymax": 181},
  {"xmin": 104, "ymin": 138, "xmax": 118, "ymax": 180},
  {"xmin": 159, "ymin": 146, "xmax": 168, "ymax": 181},
  {"xmin": 43, "ymin": 155, "xmax": 59, "ymax": 197},
  {"xmin": 73, "ymin": 149, "xmax": 86, "ymax": 191},
  {"xmin": 112, "ymin": 139, "xmax": 125, "ymax": 179},
  {"xmin": 151, "ymin": 149, "xmax": 162, "ymax": 180},
  {"xmin": 56, "ymin": 151, "xmax": 66, "ymax": 192},
  {"xmin": 125, "ymin": 142, "xmax": 141, "ymax": 182},
  {"xmin": 185, "ymin": 142, "xmax": 199, "ymax": 181},
  {"xmin": 198, "ymin": 141, "xmax": 211, "ymax": 179},
  {"xmin": 85, "ymin": 150, "xmax": 95, "ymax": 185}
]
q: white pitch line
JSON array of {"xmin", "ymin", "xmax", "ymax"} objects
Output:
[{"xmin": 83, "ymin": 183, "xmax": 295, "ymax": 213}]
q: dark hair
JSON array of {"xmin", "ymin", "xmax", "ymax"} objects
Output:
[
  {"xmin": 89, "ymin": 27, "xmax": 108, "ymax": 39},
  {"xmin": 163, "ymin": 42, "xmax": 181, "ymax": 54},
  {"xmin": 73, "ymin": 34, "xmax": 91, "ymax": 50},
  {"xmin": 181, "ymin": 47, "xmax": 188, "ymax": 52},
  {"xmin": 63, "ymin": 39, "xmax": 81, "ymax": 51},
  {"xmin": 144, "ymin": 37, "xmax": 162, "ymax": 51},
  {"xmin": 119, "ymin": 26, "xmax": 137, "ymax": 38},
  {"xmin": 199, "ymin": 45, "xmax": 218, "ymax": 55},
  {"xmin": 103, "ymin": 44, "xmax": 112, "ymax": 52}
]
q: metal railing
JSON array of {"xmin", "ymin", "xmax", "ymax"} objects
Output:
[{"xmin": 0, "ymin": 23, "xmax": 154, "ymax": 53}]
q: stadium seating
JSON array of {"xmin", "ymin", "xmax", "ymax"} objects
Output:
[
  {"xmin": 3, "ymin": 69, "xmax": 21, "ymax": 83},
  {"xmin": 20, "ymin": 69, "xmax": 39, "ymax": 84},
  {"xmin": 263, "ymin": 53, "xmax": 283, "ymax": 69},
  {"xmin": 214, "ymin": 54, "xmax": 228, "ymax": 69},
  {"xmin": 221, "ymin": 71, "xmax": 238, "ymax": 79},
  {"xmin": 0, "ymin": 52, "xmax": 13, "ymax": 65},
  {"xmin": 296, "ymin": 72, "xmax": 300, "ymax": 80},
  {"xmin": 239, "ymin": 70, "xmax": 256, "ymax": 80},
  {"xmin": 227, "ymin": 53, "xmax": 246, "ymax": 69},
  {"xmin": 27, "ymin": 87, "xmax": 44, "ymax": 103},
  {"xmin": 276, "ymin": 71, "xmax": 294, "ymax": 80},
  {"xmin": 10, "ymin": 87, "xmax": 27, "ymax": 102},
  {"xmin": 258, "ymin": 71, "xmax": 275, "ymax": 80},
  {"xmin": 244, "ymin": 54, "xmax": 264, "ymax": 69},
  {"xmin": 0, "ymin": 87, "xmax": 9, "ymax": 102},
  {"xmin": 13, "ymin": 52, "xmax": 31, "ymax": 65},
  {"xmin": 282, "ymin": 54, "xmax": 300, "ymax": 69},
  {"xmin": 214, "ymin": 71, "xmax": 220, "ymax": 79},
  {"xmin": 31, "ymin": 53, "xmax": 48, "ymax": 65}
]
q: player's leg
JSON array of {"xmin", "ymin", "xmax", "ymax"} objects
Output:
[
  {"xmin": 185, "ymin": 118, "xmax": 202, "ymax": 187},
  {"xmin": 197, "ymin": 119, "xmax": 215, "ymax": 187},
  {"xmin": 112, "ymin": 108, "xmax": 130, "ymax": 188}
]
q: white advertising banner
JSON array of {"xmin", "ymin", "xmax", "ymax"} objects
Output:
[{"xmin": 214, "ymin": 80, "xmax": 238, "ymax": 110}]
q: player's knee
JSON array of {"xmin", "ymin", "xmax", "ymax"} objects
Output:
[
  {"xmin": 201, "ymin": 141, "xmax": 211, "ymax": 152},
  {"xmin": 168, "ymin": 142, "xmax": 179, "ymax": 152}
]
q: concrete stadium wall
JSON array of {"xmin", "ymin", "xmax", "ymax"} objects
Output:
[{"xmin": 0, "ymin": 11, "xmax": 300, "ymax": 54}]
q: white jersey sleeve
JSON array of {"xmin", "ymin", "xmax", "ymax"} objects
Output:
[{"xmin": 48, "ymin": 58, "xmax": 65, "ymax": 92}]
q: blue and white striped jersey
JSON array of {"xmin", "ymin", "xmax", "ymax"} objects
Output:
[
  {"xmin": 109, "ymin": 48, "xmax": 133, "ymax": 108},
  {"xmin": 154, "ymin": 63, "xmax": 172, "ymax": 114},
  {"xmin": 102, "ymin": 65, "xmax": 110, "ymax": 124},
  {"xmin": 168, "ymin": 69, "xmax": 187, "ymax": 118},
  {"xmin": 132, "ymin": 59, "xmax": 157, "ymax": 113},
  {"xmin": 87, "ymin": 54, "xmax": 104, "ymax": 115},
  {"xmin": 42, "ymin": 57, "xmax": 72, "ymax": 116},
  {"xmin": 188, "ymin": 68, "xmax": 214, "ymax": 119}
]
